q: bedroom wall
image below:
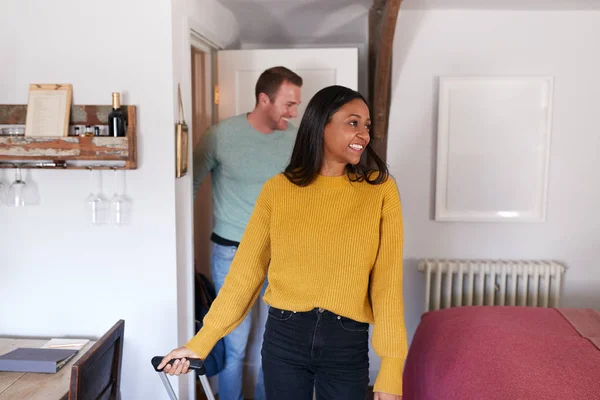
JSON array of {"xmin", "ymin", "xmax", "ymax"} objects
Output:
[{"xmin": 387, "ymin": 9, "xmax": 600, "ymax": 348}]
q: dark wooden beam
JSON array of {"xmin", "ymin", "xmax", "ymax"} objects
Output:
[
  {"xmin": 368, "ymin": 0, "xmax": 385, "ymax": 104},
  {"xmin": 368, "ymin": 0, "xmax": 402, "ymax": 164}
]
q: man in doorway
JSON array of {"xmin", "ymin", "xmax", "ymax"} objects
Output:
[{"xmin": 193, "ymin": 66, "xmax": 302, "ymax": 400}]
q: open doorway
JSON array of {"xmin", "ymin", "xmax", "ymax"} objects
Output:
[
  {"xmin": 190, "ymin": 33, "xmax": 218, "ymax": 399},
  {"xmin": 189, "ymin": 45, "xmax": 361, "ymax": 399},
  {"xmin": 190, "ymin": 37, "xmax": 216, "ymax": 280}
]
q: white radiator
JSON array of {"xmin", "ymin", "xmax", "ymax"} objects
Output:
[{"xmin": 417, "ymin": 259, "xmax": 566, "ymax": 313}]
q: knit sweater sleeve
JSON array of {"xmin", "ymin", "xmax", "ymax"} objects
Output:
[
  {"xmin": 185, "ymin": 179, "xmax": 273, "ymax": 358},
  {"xmin": 370, "ymin": 179, "xmax": 408, "ymax": 396}
]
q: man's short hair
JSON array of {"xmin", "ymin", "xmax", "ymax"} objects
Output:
[{"xmin": 255, "ymin": 66, "xmax": 303, "ymax": 103}]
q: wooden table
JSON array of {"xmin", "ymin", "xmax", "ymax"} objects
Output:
[{"xmin": 0, "ymin": 338, "xmax": 95, "ymax": 400}]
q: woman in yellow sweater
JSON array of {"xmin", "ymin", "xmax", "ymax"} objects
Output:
[{"xmin": 159, "ymin": 85, "xmax": 407, "ymax": 400}]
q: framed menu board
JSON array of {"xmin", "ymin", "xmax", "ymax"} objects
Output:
[{"xmin": 25, "ymin": 84, "xmax": 72, "ymax": 137}]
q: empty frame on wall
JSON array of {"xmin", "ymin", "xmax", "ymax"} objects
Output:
[{"xmin": 435, "ymin": 76, "xmax": 553, "ymax": 222}]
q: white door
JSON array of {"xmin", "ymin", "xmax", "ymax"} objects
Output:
[{"xmin": 217, "ymin": 48, "xmax": 358, "ymax": 126}]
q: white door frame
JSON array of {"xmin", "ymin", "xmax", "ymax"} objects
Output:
[{"xmin": 181, "ymin": 22, "xmax": 222, "ymax": 400}]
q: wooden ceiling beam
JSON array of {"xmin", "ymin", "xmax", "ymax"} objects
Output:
[{"xmin": 368, "ymin": 0, "xmax": 402, "ymax": 163}]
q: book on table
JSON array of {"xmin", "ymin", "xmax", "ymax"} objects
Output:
[{"xmin": 0, "ymin": 347, "xmax": 78, "ymax": 373}]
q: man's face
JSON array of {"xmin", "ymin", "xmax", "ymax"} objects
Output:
[{"xmin": 265, "ymin": 81, "xmax": 301, "ymax": 131}]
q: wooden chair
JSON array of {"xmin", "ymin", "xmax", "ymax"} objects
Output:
[{"xmin": 68, "ymin": 320, "xmax": 125, "ymax": 400}]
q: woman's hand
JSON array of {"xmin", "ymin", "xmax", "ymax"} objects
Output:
[
  {"xmin": 157, "ymin": 346, "xmax": 198, "ymax": 376},
  {"xmin": 374, "ymin": 392, "xmax": 402, "ymax": 400}
]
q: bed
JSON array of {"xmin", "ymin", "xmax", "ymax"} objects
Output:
[{"xmin": 402, "ymin": 306, "xmax": 600, "ymax": 400}]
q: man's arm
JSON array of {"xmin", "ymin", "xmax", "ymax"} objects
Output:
[{"xmin": 192, "ymin": 125, "xmax": 218, "ymax": 199}]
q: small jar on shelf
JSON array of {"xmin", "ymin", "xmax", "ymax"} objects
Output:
[{"xmin": 82, "ymin": 125, "xmax": 94, "ymax": 137}]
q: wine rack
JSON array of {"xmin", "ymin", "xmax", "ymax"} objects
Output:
[{"xmin": 0, "ymin": 104, "xmax": 137, "ymax": 170}]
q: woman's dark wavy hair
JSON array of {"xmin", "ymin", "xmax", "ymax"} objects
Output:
[{"xmin": 284, "ymin": 85, "xmax": 389, "ymax": 187}]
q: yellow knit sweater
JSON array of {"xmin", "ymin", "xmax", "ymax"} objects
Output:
[{"xmin": 185, "ymin": 173, "xmax": 408, "ymax": 395}]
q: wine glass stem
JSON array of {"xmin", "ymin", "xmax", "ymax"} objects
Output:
[
  {"xmin": 97, "ymin": 170, "xmax": 103, "ymax": 196},
  {"xmin": 88, "ymin": 168, "xmax": 94, "ymax": 195},
  {"xmin": 113, "ymin": 169, "xmax": 118, "ymax": 195}
]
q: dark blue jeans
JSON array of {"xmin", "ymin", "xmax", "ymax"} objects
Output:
[{"xmin": 261, "ymin": 306, "xmax": 370, "ymax": 400}]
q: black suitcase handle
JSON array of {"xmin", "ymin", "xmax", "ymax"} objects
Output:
[{"xmin": 151, "ymin": 356, "xmax": 206, "ymax": 375}]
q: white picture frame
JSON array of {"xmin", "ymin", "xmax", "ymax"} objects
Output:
[{"xmin": 434, "ymin": 76, "xmax": 553, "ymax": 222}]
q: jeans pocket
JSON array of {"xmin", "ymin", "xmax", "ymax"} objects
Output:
[
  {"xmin": 212, "ymin": 243, "xmax": 237, "ymax": 262},
  {"xmin": 268, "ymin": 306, "xmax": 294, "ymax": 321},
  {"xmin": 338, "ymin": 316, "xmax": 369, "ymax": 332}
]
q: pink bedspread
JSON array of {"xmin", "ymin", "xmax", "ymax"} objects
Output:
[{"xmin": 403, "ymin": 306, "xmax": 600, "ymax": 400}]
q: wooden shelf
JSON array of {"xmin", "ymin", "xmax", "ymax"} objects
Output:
[{"xmin": 0, "ymin": 104, "xmax": 137, "ymax": 169}]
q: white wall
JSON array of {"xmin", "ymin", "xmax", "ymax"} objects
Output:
[
  {"xmin": 185, "ymin": 0, "xmax": 240, "ymax": 49},
  {"xmin": 388, "ymin": 9, "xmax": 600, "ymax": 346},
  {"xmin": 0, "ymin": 0, "xmax": 177, "ymax": 398},
  {"xmin": 170, "ymin": 0, "xmax": 238, "ymax": 397},
  {"xmin": 0, "ymin": 0, "xmax": 236, "ymax": 399}
]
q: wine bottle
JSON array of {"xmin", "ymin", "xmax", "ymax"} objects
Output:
[{"xmin": 108, "ymin": 92, "xmax": 126, "ymax": 137}]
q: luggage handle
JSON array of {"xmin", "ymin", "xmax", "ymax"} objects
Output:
[
  {"xmin": 151, "ymin": 356, "xmax": 206, "ymax": 375},
  {"xmin": 151, "ymin": 356, "xmax": 215, "ymax": 400}
]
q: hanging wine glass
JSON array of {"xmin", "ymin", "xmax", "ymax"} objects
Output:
[
  {"xmin": 7, "ymin": 167, "xmax": 27, "ymax": 207},
  {"xmin": 84, "ymin": 168, "xmax": 108, "ymax": 225},
  {"xmin": 0, "ymin": 181, "xmax": 5, "ymax": 206},
  {"xmin": 110, "ymin": 168, "xmax": 132, "ymax": 226}
]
